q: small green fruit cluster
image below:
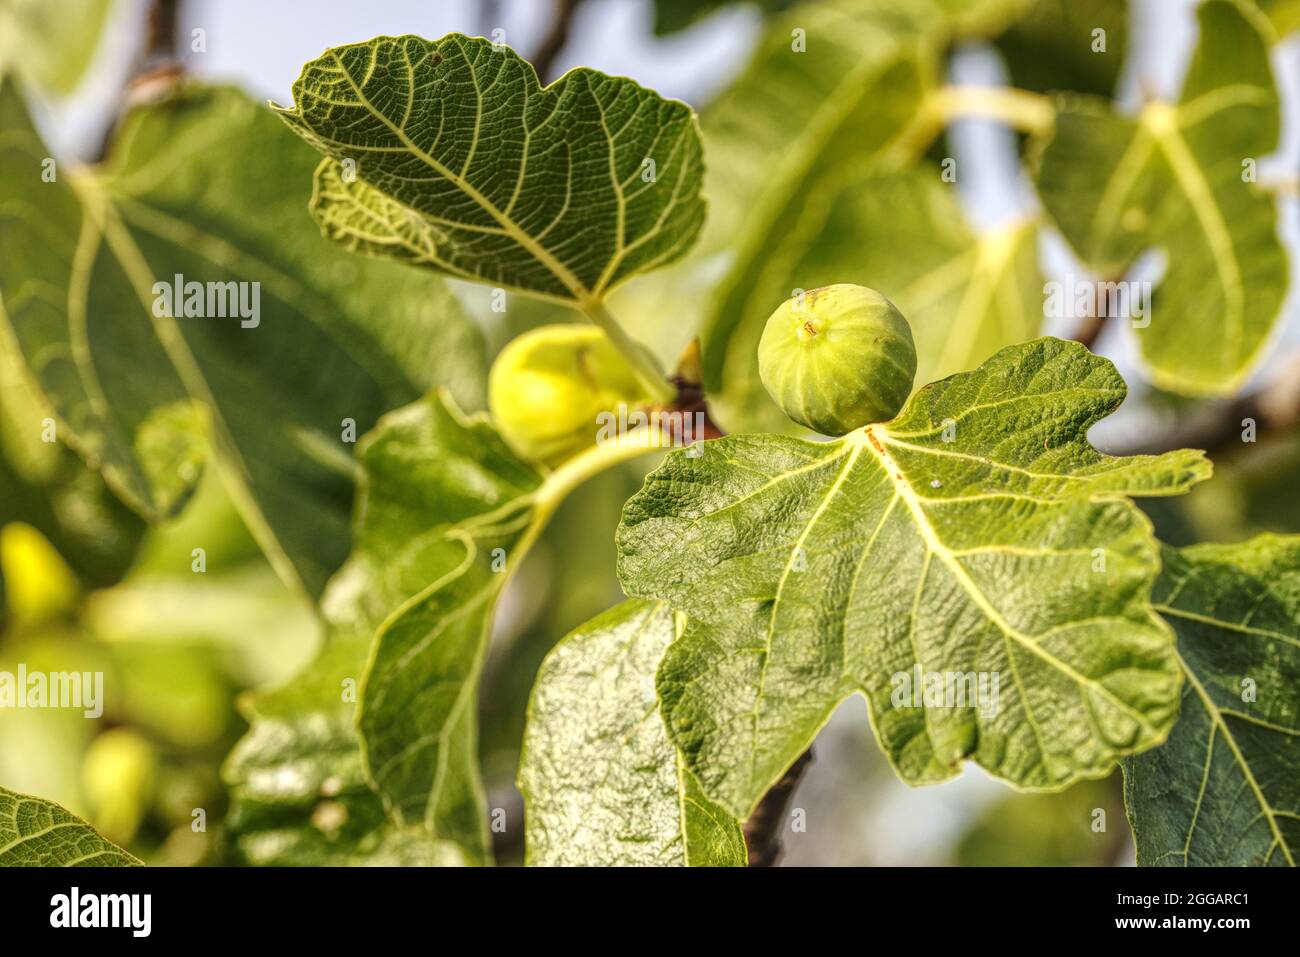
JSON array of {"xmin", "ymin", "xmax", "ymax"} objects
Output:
[
  {"xmin": 757, "ymin": 284, "xmax": 916, "ymax": 435},
  {"xmin": 489, "ymin": 324, "xmax": 651, "ymax": 467}
]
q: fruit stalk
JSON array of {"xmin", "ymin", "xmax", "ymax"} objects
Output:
[{"xmin": 580, "ymin": 299, "xmax": 676, "ymax": 405}]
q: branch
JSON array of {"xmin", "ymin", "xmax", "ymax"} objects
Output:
[
  {"xmin": 1068, "ymin": 276, "xmax": 1128, "ymax": 351},
  {"xmin": 532, "ymin": 0, "xmax": 586, "ymax": 83},
  {"xmin": 743, "ymin": 748, "xmax": 814, "ymax": 866},
  {"xmin": 142, "ymin": 0, "xmax": 181, "ymax": 64}
]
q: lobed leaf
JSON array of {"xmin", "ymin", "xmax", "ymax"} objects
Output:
[
  {"xmin": 1034, "ymin": 0, "xmax": 1287, "ymax": 394},
  {"xmin": 1123, "ymin": 535, "xmax": 1300, "ymax": 866},
  {"xmin": 274, "ymin": 34, "xmax": 705, "ymax": 306},
  {"xmin": 354, "ymin": 393, "xmax": 542, "ymax": 832},
  {"xmin": 0, "ymin": 80, "xmax": 485, "ymax": 598},
  {"xmin": 618, "ymin": 338, "xmax": 1210, "ymax": 817},
  {"xmin": 518, "ymin": 599, "xmax": 746, "ymax": 866},
  {"xmin": 0, "ymin": 786, "xmax": 140, "ymax": 866},
  {"xmin": 224, "ymin": 392, "xmax": 530, "ymax": 865}
]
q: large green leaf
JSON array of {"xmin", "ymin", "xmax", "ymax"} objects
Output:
[
  {"xmin": 0, "ymin": 80, "xmax": 485, "ymax": 598},
  {"xmin": 1123, "ymin": 535, "xmax": 1300, "ymax": 866},
  {"xmin": 618, "ymin": 338, "xmax": 1209, "ymax": 817},
  {"xmin": 710, "ymin": 167, "xmax": 1042, "ymax": 431},
  {"xmin": 518, "ymin": 599, "xmax": 746, "ymax": 866},
  {"xmin": 273, "ymin": 34, "xmax": 704, "ymax": 309},
  {"xmin": 1035, "ymin": 0, "xmax": 1286, "ymax": 394},
  {"xmin": 0, "ymin": 786, "xmax": 140, "ymax": 866},
  {"xmin": 225, "ymin": 392, "xmax": 522, "ymax": 865},
  {"xmin": 0, "ymin": 0, "xmax": 111, "ymax": 95},
  {"xmin": 354, "ymin": 393, "xmax": 540, "ymax": 834}
]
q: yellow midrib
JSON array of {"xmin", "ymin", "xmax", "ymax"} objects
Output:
[
  {"xmin": 857, "ymin": 426, "xmax": 1163, "ymax": 760},
  {"xmin": 1170, "ymin": 640, "xmax": 1296, "ymax": 866}
]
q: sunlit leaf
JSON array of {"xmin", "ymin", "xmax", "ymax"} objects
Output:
[
  {"xmin": 618, "ymin": 338, "xmax": 1209, "ymax": 817},
  {"xmin": 274, "ymin": 34, "xmax": 705, "ymax": 307},
  {"xmin": 0, "ymin": 785, "xmax": 140, "ymax": 866},
  {"xmin": 224, "ymin": 393, "xmax": 522, "ymax": 865},
  {"xmin": 1034, "ymin": 0, "xmax": 1286, "ymax": 394},
  {"xmin": 353, "ymin": 393, "xmax": 540, "ymax": 837}
]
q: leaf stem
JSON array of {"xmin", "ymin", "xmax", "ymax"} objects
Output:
[
  {"xmin": 580, "ymin": 299, "xmax": 677, "ymax": 404},
  {"xmin": 926, "ymin": 85, "xmax": 1055, "ymax": 137},
  {"xmin": 531, "ymin": 421, "xmax": 671, "ymax": 525}
]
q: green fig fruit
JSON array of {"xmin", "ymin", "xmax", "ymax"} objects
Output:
[
  {"xmin": 82, "ymin": 728, "xmax": 158, "ymax": 845},
  {"xmin": 489, "ymin": 324, "xmax": 652, "ymax": 467},
  {"xmin": 757, "ymin": 284, "xmax": 916, "ymax": 435}
]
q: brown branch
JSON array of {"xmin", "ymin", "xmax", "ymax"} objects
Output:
[
  {"xmin": 93, "ymin": 0, "xmax": 184, "ymax": 161},
  {"xmin": 1068, "ymin": 276, "xmax": 1127, "ymax": 351},
  {"xmin": 143, "ymin": 0, "xmax": 181, "ymax": 64},
  {"xmin": 743, "ymin": 748, "xmax": 813, "ymax": 866},
  {"xmin": 532, "ymin": 0, "xmax": 586, "ymax": 83}
]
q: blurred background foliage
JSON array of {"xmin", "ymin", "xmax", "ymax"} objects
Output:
[{"xmin": 0, "ymin": 0, "xmax": 1297, "ymax": 866}]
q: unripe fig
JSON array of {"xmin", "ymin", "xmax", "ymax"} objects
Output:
[
  {"xmin": 757, "ymin": 284, "xmax": 916, "ymax": 435},
  {"xmin": 489, "ymin": 324, "xmax": 651, "ymax": 467},
  {"xmin": 82, "ymin": 728, "xmax": 158, "ymax": 845}
]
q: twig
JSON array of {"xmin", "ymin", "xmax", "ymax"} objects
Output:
[
  {"xmin": 743, "ymin": 748, "xmax": 813, "ymax": 867},
  {"xmin": 1067, "ymin": 276, "xmax": 1128, "ymax": 351},
  {"xmin": 93, "ymin": 0, "xmax": 184, "ymax": 161},
  {"xmin": 532, "ymin": 0, "xmax": 585, "ymax": 83},
  {"xmin": 1071, "ymin": 311, "xmax": 1109, "ymax": 352},
  {"xmin": 142, "ymin": 0, "xmax": 181, "ymax": 64}
]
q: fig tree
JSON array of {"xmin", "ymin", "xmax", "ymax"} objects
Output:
[
  {"xmin": 757, "ymin": 284, "xmax": 916, "ymax": 435},
  {"xmin": 489, "ymin": 324, "xmax": 652, "ymax": 467}
]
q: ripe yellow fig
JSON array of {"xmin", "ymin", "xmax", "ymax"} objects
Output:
[
  {"xmin": 757, "ymin": 284, "xmax": 916, "ymax": 435},
  {"xmin": 489, "ymin": 324, "xmax": 652, "ymax": 467}
]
